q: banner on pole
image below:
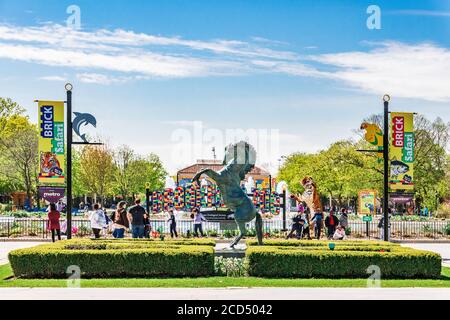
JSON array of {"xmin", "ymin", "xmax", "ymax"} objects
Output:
[
  {"xmin": 38, "ymin": 101, "xmax": 65, "ymax": 185},
  {"xmin": 389, "ymin": 112, "xmax": 414, "ymax": 190},
  {"xmin": 358, "ymin": 190, "xmax": 377, "ymax": 215},
  {"xmin": 38, "ymin": 187, "xmax": 65, "ymax": 203}
]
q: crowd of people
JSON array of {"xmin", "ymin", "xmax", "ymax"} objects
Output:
[
  {"xmin": 46, "ymin": 199, "xmax": 393, "ymax": 243},
  {"xmin": 286, "ymin": 203, "xmax": 349, "ymax": 241},
  {"xmin": 45, "ymin": 199, "xmax": 208, "ymax": 242}
]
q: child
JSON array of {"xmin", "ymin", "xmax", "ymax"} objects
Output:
[{"xmin": 167, "ymin": 210, "xmax": 178, "ymax": 238}]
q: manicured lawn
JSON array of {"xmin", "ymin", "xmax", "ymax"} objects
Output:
[{"xmin": 1, "ymin": 264, "xmax": 449, "ymax": 288}]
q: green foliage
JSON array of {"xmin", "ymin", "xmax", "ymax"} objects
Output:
[
  {"xmin": 223, "ymin": 229, "xmax": 239, "ymax": 238},
  {"xmin": 279, "ymin": 114, "xmax": 450, "ymax": 212},
  {"xmin": 279, "ymin": 140, "xmax": 381, "ymax": 208},
  {"xmin": 73, "ymin": 144, "xmax": 168, "ymax": 201},
  {"xmin": 207, "ymin": 229, "xmax": 218, "ymax": 237},
  {"xmin": 112, "ymin": 146, "xmax": 167, "ymax": 199},
  {"xmin": 345, "ymin": 226, "xmax": 352, "ymax": 236},
  {"xmin": 0, "ymin": 204, "xmax": 13, "ymax": 212},
  {"xmin": 246, "ymin": 239, "xmax": 399, "ymax": 247},
  {"xmin": 0, "ymin": 97, "xmax": 25, "ymax": 133},
  {"xmin": 413, "ymin": 117, "xmax": 449, "ymax": 211},
  {"xmin": 60, "ymin": 238, "xmax": 216, "ymax": 247},
  {"xmin": 9, "ymin": 239, "xmax": 215, "ymax": 278},
  {"xmin": 78, "ymin": 145, "xmax": 116, "ymax": 203},
  {"xmin": 0, "ymin": 98, "xmax": 38, "ymax": 201},
  {"xmin": 436, "ymin": 202, "xmax": 450, "ymax": 219},
  {"xmin": 71, "ymin": 149, "xmax": 87, "ymax": 197},
  {"xmin": 246, "ymin": 243, "xmax": 441, "ymax": 279},
  {"xmin": 443, "ymin": 222, "xmax": 450, "ymax": 236}
]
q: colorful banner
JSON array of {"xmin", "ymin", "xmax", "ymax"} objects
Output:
[
  {"xmin": 38, "ymin": 187, "xmax": 65, "ymax": 203},
  {"xmin": 38, "ymin": 101, "xmax": 65, "ymax": 185},
  {"xmin": 358, "ymin": 190, "xmax": 377, "ymax": 215},
  {"xmin": 390, "ymin": 112, "xmax": 414, "ymax": 190},
  {"xmin": 360, "ymin": 122, "xmax": 383, "ymax": 161}
]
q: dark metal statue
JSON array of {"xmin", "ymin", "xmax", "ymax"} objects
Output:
[{"xmin": 193, "ymin": 141, "xmax": 263, "ymax": 247}]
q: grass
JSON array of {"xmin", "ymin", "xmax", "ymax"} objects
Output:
[{"xmin": 1, "ymin": 263, "xmax": 449, "ymax": 288}]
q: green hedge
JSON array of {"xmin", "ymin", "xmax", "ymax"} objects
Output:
[
  {"xmin": 246, "ymin": 239, "xmax": 399, "ymax": 247},
  {"xmin": 59, "ymin": 238, "xmax": 216, "ymax": 250},
  {"xmin": 246, "ymin": 246, "xmax": 441, "ymax": 279},
  {"xmin": 9, "ymin": 240, "xmax": 215, "ymax": 279}
]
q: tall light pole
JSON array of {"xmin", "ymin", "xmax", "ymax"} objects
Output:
[
  {"xmin": 64, "ymin": 83, "xmax": 102, "ymax": 240},
  {"xmin": 382, "ymin": 94, "xmax": 390, "ymax": 241},
  {"xmin": 65, "ymin": 83, "xmax": 73, "ymax": 239},
  {"xmin": 357, "ymin": 94, "xmax": 391, "ymax": 241}
]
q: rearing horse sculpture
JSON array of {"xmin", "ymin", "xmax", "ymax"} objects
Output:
[{"xmin": 193, "ymin": 141, "xmax": 263, "ymax": 247}]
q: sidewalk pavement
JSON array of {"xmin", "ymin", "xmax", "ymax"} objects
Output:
[
  {"xmin": 0, "ymin": 288, "xmax": 449, "ymax": 300},
  {"xmin": 402, "ymin": 243, "xmax": 450, "ymax": 267},
  {"xmin": 0, "ymin": 242, "xmax": 42, "ymax": 265}
]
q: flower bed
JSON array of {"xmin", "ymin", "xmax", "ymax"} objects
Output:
[{"xmin": 9, "ymin": 239, "xmax": 215, "ymax": 279}]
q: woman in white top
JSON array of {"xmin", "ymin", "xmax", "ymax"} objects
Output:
[
  {"xmin": 333, "ymin": 225, "xmax": 346, "ymax": 240},
  {"xmin": 89, "ymin": 203, "xmax": 107, "ymax": 239}
]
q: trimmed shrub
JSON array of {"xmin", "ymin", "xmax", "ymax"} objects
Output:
[
  {"xmin": 246, "ymin": 239, "xmax": 399, "ymax": 248},
  {"xmin": 246, "ymin": 246, "xmax": 441, "ymax": 279},
  {"xmin": 60, "ymin": 238, "xmax": 216, "ymax": 249},
  {"xmin": 9, "ymin": 240, "xmax": 215, "ymax": 279}
]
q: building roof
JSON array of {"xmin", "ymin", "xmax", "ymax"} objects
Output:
[{"xmin": 177, "ymin": 159, "xmax": 271, "ymax": 177}]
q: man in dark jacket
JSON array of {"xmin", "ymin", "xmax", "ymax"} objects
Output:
[
  {"xmin": 286, "ymin": 213, "xmax": 305, "ymax": 240},
  {"xmin": 325, "ymin": 211, "xmax": 339, "ymax": 240}
]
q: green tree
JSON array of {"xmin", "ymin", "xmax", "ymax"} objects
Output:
[
  {"xmin": 0, "ymin": 116, "xmax": 38, "ymax": 205},
  {"xmin": 128, "ymin": 153, "xmax": 167, "ymax": 197},
  {"xmin": 0, "ymin": 97, "xmax": 25, "ymax": 133},
  {"xmin": 281, "ymin": 114, "xmax": 449, "ymax": 212},
  {"xmin": 72, "ymin": 148, "xmax": 87, "ymax": 197},
  {"xmin": 112, "ymin": 147, "xmax": 167, "ymax": 200},
  {"xmin": 0, "ymin": 98, "xmax": 38, "ymax": 205},
  {"xmin": 279, "ymin": 140, "xmax": 381, "ymax": 209},
  {"xmin": 79, "ymin": 145, "xmax": 116, "ymax": 205},
  {"xmin": 413, "ymin": 117, "xmax": 449, "ymax": 210},
  {"xmin": 113, "ymin": 145, "xmax": 136, "ymax": 200}
]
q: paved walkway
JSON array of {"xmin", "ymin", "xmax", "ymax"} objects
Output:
[
  {"xmin": 0, "ymin": 242, "xmax": 42, "ymax": 265},
  {"xmin": 0, "ymin": 288, "xmax": 449, "ymax": 300},
  {"xmin": 401, "ymin": 243, "xmax": 450, "ymax": 267}
]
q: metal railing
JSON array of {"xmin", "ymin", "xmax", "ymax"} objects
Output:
[{"xmin": 0, "ymin": 217, "xmax": 448, "ymax": 240}]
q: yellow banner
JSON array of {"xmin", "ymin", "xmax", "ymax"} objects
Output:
[
  {"xmin": 358, "ymin": 190, "xmax": 377, "ymax": 215},
  {"xmin": 390, "ymin": 112, "xmax": 414, "ymax": 190},
  {"xmin": 38, "ymin": 101, "xmax": 65, "ymax": 185}
]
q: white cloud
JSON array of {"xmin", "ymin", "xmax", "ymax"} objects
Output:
[
  {"xmin": 388, "ymin": 10, "xmax": 450, "ymax": 17},
  {"xmin": 0, "ymin": 23, "xmax": 304, "ymax": 80},
  {"xmin": 310, "ymin": 42, "xmax": 450, "ymax": 102},
  {"xmin": 1, "ymin": 23, "xmax": 450, "ymax": 102},
  {"xmin": 76, "ymin": 73, "xmax": 136, "ymax": 84},
  {"xmin": 0, "ymin": 24, "xmax": 298, "ymax": 60},
  {"xmin": 0, "ymin": 42, "xmax": 245, "ymax": 78},
  {"xmin": 39, "ymin": 75, "xmax": 67, "ymax": 81}
]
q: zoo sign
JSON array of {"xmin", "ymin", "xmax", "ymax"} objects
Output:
[
  {"xmin": 390, "ymin": 112, "xmax": 414, "ymax": 191},
  {"xmin": 38, "ymin": 101, "xmax": 65, "ymax": 185}
]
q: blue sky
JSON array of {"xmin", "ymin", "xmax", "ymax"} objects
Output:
[{"xmin": 0, "ymin": 0, "xmax": 449, "ymax": 174}]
